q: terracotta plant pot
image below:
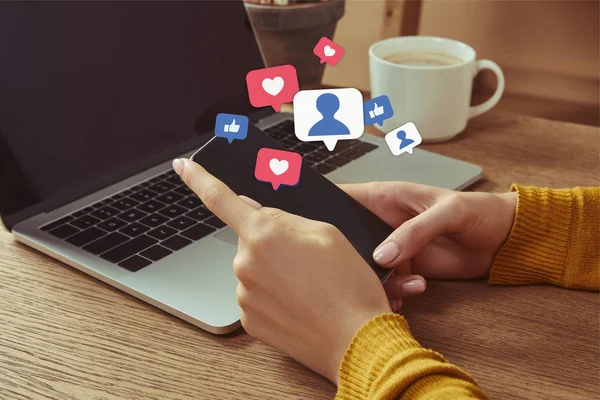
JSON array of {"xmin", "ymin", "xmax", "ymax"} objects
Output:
[{"xmin": 244, "ymin": 0, "xmax": 345, "ymax": 88}]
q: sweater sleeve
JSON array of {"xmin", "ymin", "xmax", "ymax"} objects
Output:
[
  {"xmin": 336, "ymin": 186, "xmax": 598, "ymax": 399},
  {"xmin": 489, "ymin": 185, "xmax": 599, "ymax": 290},
  {"xmin": 336, "ymin": 314, "xmax": 489, "ymax": 400}
]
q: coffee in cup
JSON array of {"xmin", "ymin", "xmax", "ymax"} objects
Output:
[
  {"xmin": 383, "ymin": 52, "xmax": 464, "ymax": 67},
  {"xmin": 369, "ymin": 36, "xmax": 505, "ymax": 142}
]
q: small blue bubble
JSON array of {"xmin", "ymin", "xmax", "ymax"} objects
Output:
[
  {"xmin": 363, "ymin": 95, "xmax": 394, "ymax": 127},
  {"xmin": 215, "ymin": 113, "xmax": 249, "ymax": 143}
]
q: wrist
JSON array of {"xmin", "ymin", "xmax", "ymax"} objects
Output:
[
  {"xmin": 332, "ymin": 306, "xmax": 392, "ymax": 386},
  {"xmin": 500, "ymin": 192, "xmax": 518, "ymax": 235}
]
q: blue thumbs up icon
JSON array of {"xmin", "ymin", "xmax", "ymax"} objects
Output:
[
  {"xmin": 215, "ymin": 113, "xmax": 249, "ymax": 143},
  {"xmin": 363, "ymin": 95, "xmax": 394, "ymax": 127}
]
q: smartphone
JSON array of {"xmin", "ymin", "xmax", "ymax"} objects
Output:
[{"xmin": 191, "ymin": 124, "xmax": 395, "ymax": 282}]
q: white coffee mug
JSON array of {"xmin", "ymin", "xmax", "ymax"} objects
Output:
[{"xmin": 369, "ymin": 36, "xmax": 505, "ymax": 142}]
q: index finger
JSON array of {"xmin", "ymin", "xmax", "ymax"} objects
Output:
[{"xmin": 174, "ymin": 158, "xmax": 257, "ymax": 235}]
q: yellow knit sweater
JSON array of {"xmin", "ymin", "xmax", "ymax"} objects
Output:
[{"xmin": 336, "ymin": 185, "xmax": 600, "ymax": 400}]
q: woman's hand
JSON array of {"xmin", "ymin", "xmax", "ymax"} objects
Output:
[
  {"xmin": 341, "ymin": 181, "xmax": 517, "ymax": 287},
  {"xmin": 174, "ymin": 159, "xmax": 391, "ymax": 385}
]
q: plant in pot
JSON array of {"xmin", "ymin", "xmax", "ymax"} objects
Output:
[{"xmin": 244, "ymin": 0, "xmax": 345, "ymax": 88}]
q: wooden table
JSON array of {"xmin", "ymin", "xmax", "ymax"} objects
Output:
[{"xmin": 1, "ymin": 111, "xmax": 598, "ymax": 399}]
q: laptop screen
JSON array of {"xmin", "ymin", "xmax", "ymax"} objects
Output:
[{"xmin": 0, "ymin": 1, "xmax": 265, "ymax": 227}]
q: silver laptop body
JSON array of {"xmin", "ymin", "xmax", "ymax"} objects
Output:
[{"xmin": 2, "ymin": 3, "xmax": 481, "ymax": 334}]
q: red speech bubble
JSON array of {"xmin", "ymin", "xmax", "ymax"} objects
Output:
[
  {"xmin": 254, "ymin": 148, "xmax": 302, "ymax": 191},
  {"xmin": 246, "ymin": 65, "xmax": 299, "ymax": 112},
  {"xmin": 313, "ymin": 37, "xmax": 345, "ymax": 66}
]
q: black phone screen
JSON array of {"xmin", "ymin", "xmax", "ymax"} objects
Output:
[{"xmin": 191, "ymin": 124, "xmax": 394, "ymax": 282}]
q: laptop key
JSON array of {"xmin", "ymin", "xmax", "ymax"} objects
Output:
[
  {"xmin": 41, "ymin": 216, "xmax": 74, "ymax": 231},
  {"xmin": 313, "ymin": 163, "xmax": 337, "ymax": 175},
  {"xmin": 111, "ymin": 198, "xmax": 140, "ymax": 211},
  {"xmin": 97, "ymin": 218, "xmax": 128, "ymax": 232},
  {"xmin": 177, "ymin": 196, "xmax": 202, "ymax": 210},
  {"xmin": 165, "ymin": 176, "xmax": 183, "ymax": 186},
  {"xmin": 334, "ymin": 140, "xmax": 360, "ymax": 152},
  {"xmin": 91, "ymin": 206, "xmax": 120, "ymax": 220},
  {"xmin": 110, "ymin": 193, "xmax": 126, "ymax": 201},
  {"xmin": 139, "ymin": 213, "xmax": 169, "ymax": 228},
  {"xmin": 140, "ymin": 245, "xmax": 172, "ymax": 262},
  {"xmin": 161, "ymin": 235, "xmax": 192, "ymax": 251},
  {"xmin": 293, "ymin": 142, "xmax": 320, "ymax": 154},
  {"xmin": 118, "ymin": 209, "xmax": 147, "ymax": 223},
  {"xmin": 67, "ymin": 227, "xmax": 107, "ymax": 247},
  {"xmin": 76, "ymin": 206, "xmax": 94, "ymax": 215},
  {"xmin": 72, "ymin": 209, "xmax": 87, "ymax": 218},
  {"xmin": 174, "ymin": 186, "xmax": 193, "ymax": 196},
  {"xmin": 120, "ymin": 222, "xmax": 150, "ymax": 237},
  {"xmin": 129, "ymin": 183, "xmax": 147, "ymax": 193},
  {"xmin": 167, "ymin": 216, "xmax": 196, "ymax": 230},
  {"xmin": 325, "ymin": 155, "xmax": 352, "ymax": 167},
  {"xmin": 138, "ymin": 199, "xmax": 166, "ymax": 214},
  {"xmin": 149, "ymin": 182, "xmax": 175, "ymax": 194},
  {"xmin": 339, "ymin": 147, "xmax": 367, "ymax": 160},
  {"xmin": 147, "ymin": 225, "xmax": 177, "ymax": 240},
  {"xmin": 156, "ymin": 191, "xmax": 184, "ymax": 204},
  {"xmin": 280, "ymin": 139, "xmax": 298, "ymax": 149},
  {"xmin": 159, "ymin": 205, "xmax": 188, "ymax": 219},
  {"xmin": 181, "ymin": 223, "xmax": 216, "ymax": 241},
  {"xmin": 91, "ymin": 201, "xmax": 104, "ymax": 209},
  {"xmin": 48, "ymin": 224, "xmax": 80, "ymax": 239},
  {"xmin": 148, "ymin": 176, "xmax": 164, "ymax": 184},
  {"xmin": 118, "ymin": 255, "xmax": 152, "ymax": 272},
  {"xmin": 130, "ymin": 189, "xmax": 158, "ymax": 203},
  {"xmin": 71, "ymin": 215, "xmax": 101, "ymax": 230},
  {"xmin": 267, "ymin": 130, "xmax": 287, "ymax": 141},
  {"xmin": 83, "ymin": 232, "xmax": 129, "ymax": 255},
  {"xmin": 355, "ymin": 141, "xmax": 378, "ymax": 152},
  {"xmin": 204, "ymin": 216, "xmax": 226, "ymax": 229},
  {"xmin": 304, "ymin": 151, "xmax": 330, "ymax": 163},
  {"xmin": 186, "ymin": 206, "xmax": 213, "ymax": 221},
  {"xmin": 100, "ymin": 234, "xmax": 158, "ymax": 263}
]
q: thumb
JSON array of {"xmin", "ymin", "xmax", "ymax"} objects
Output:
[
  {"xmin": 373, "ymin": 195, "xmax": 467, "ymax": 267},
  {"xmin": 373, "ymin": 103, "xmax": 379, "ymax": 109},
  {"xmin": 230, "ymin": 119, "xmax": 237, "ymax": 126}
]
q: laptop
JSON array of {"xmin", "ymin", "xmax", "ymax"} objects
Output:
[{"xmin": 0, "ymin": 2, "xmax": 481, "ymax": 334}]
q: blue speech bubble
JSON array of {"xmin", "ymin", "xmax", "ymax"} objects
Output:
[
  {"xmin": 215, "ymin": 113, "xmax": 249, "ymax": 143},
  {"xmin": 363, "ymin": 95, "xmax": 394, "ymax": 127}
]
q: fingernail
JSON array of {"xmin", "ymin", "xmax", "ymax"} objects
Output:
[
  {"xmin": 239, "ymin": 195, "xmax": 262, "ymax": 210},
  {"xmin": 373, "ymin": 241, "xmax": 400, "ymax": 265},
  {"xmin": 172, "ymin": 159, "xmax": 184, "ymax": 177},
  {"xmin": 402, "ymin": 280, "xmax": 426, "ymax": 295}
]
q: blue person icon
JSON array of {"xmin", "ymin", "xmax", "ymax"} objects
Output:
[
  {"xmin": 397, "ymin": 130, "xmax": 415, "ymax": 150},
  {"xmin": 308, "ymin": 93, "xmax": 350, "ymax": 137}
]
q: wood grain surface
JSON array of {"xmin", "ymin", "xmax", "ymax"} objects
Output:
[{"xmin": 1, "ymin": 111, "xmax": 599, "ymax": 400}]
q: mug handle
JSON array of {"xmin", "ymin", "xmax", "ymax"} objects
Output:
[{"xmin": 469, "ymin": 60, "xmax": 505, "ymax": 119}]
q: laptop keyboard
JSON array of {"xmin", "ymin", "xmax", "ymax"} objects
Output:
[
  {"xmin": 39, "ymin": 118, "xmax": 379, "ymax": 272},
  {"xmin": 263, "ymin": 119, "xmax": 378, "ymax": 175}
]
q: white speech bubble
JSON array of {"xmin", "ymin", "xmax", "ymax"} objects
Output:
[
  {"xmin": 384, "ymin": 122, "xmax": 423, "ymax": 156},
  {"xmin": 293, "ymin": 88, "xmax": 364, "ymax": 151}
]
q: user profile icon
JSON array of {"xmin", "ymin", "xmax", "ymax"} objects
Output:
[
  {"xmin": 384, "ymin": 122, "xmax": 423, "ymax": 156},
  {"xmin": 293, "ymin": 88, "xmax": 364, "ymax": 151}
]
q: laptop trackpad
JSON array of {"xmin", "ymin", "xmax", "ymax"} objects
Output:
[{"xmin": 215, "ymin": 228, "xmax": 238, "ymax": 246}]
